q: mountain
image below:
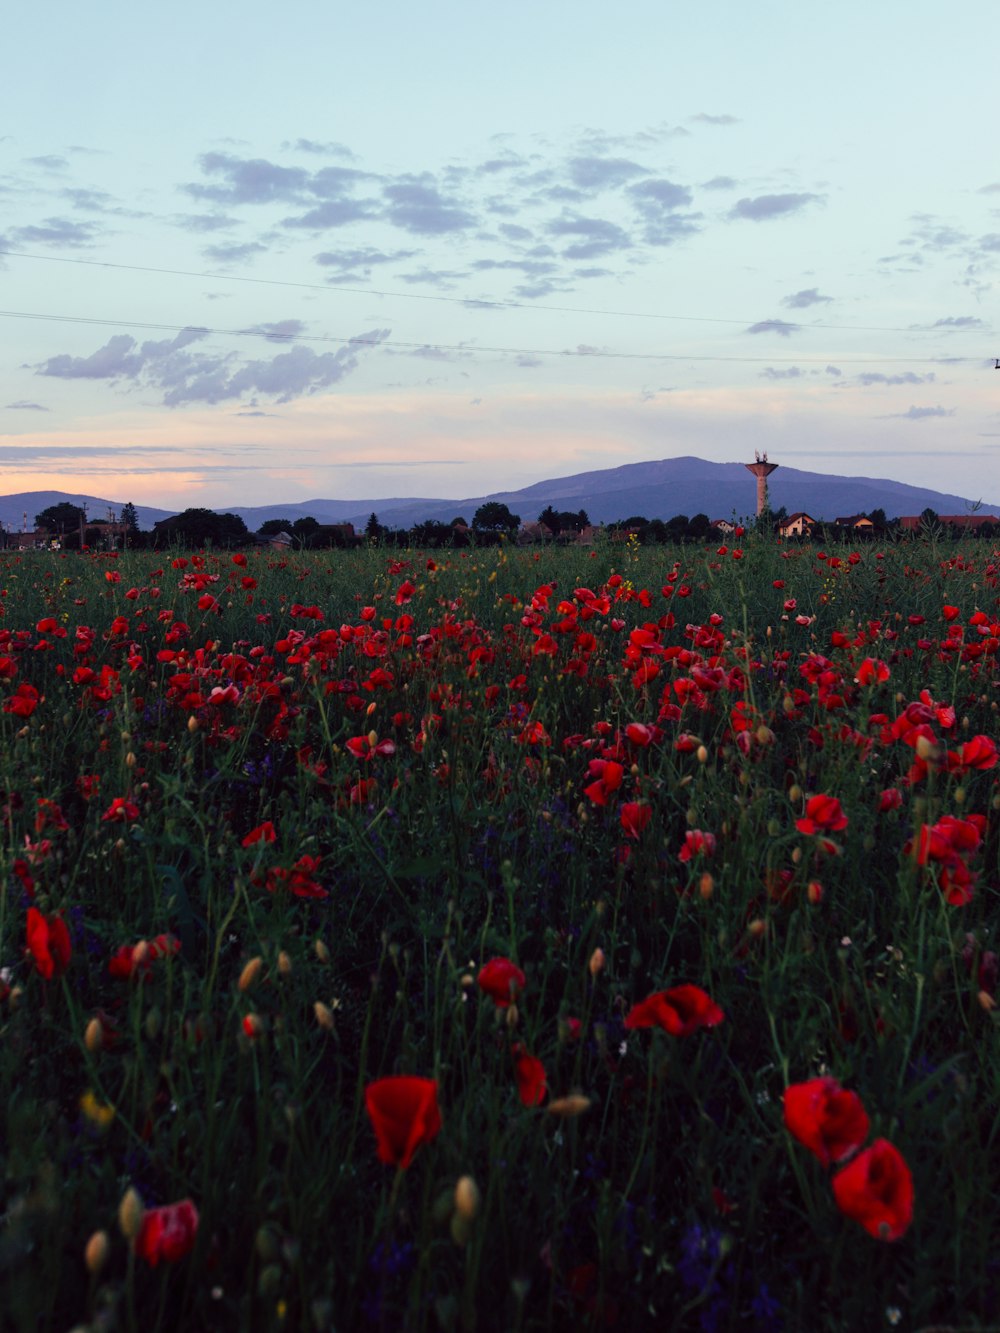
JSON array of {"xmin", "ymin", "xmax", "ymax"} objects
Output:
[
  {"xmin": 0, "ymin": 458, "xmax": 996, "ymax": 534},
  {"xmin": 237, "ymin": 457, "xmax": 997, "ymax": 531},
  {"xmin": 0, "ymin": 491, "xmax": 172, "ymax": 533}
]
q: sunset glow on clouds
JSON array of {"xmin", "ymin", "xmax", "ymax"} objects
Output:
[{"xmin": 2, "ymin": 0, "xmax": 998, "ymax": 515}]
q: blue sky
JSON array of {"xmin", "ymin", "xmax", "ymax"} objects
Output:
[{"xmin": 2, "ymin": 0, "xmax": 998, "ymax": 513}]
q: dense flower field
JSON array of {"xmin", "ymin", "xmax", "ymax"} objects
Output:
[{"xmin": 2, "ymin": 534, "xmax": 999, "ymax": 1331}]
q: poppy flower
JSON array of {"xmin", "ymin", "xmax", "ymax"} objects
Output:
[
  {"xmin": 477, "ymin": 957, "xmax": 525, "ymax": 1008},
  {"xmin": 26, "ymin": 907, "xmax": 72, "ymax": 980},
  {"xmin": 832, "ymin": 1139, "xmax": 914, "ymax": 1241},
  {"xmin": 783, "ymin": 1077, "xmax": 870, "ymax": 1167},
  {"xmin": 101, "ymin": 797, "xmax": 140, "ymax": 823},
  {"xmin": 365, "ymin": 1076, "xmax": 441, "ymax": 1169},
  {"xmin": 241, "ymin": 821, "xmax": 276, "ymax": 847},
  {"xmin": 134, "ymin": 1198, "xmax": 200, "ymax": 1266},
  {"xmin": 512, "ymin": 1046, "xmax": 547, "ymax": 1107},
  {"xmin": 620, "ymin": 801, "xmax": 652, "ymax": 840},
  {"xmin": 796, "ymin": 794, "xmax": 848, "ymax": 836},
  {"xmin": 624, "ymin": 984, "xmax": 724, "ymax": 1036}
]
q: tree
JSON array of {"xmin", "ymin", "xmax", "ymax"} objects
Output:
[
  {"xmin": 258, "ymin": 518, "xmax": 297, "ymax": 536},
  {"xmin": 156, "ymin": 508, "xmax": 249, "ymax": 549},
  {"xmin": 36, "ymin": 502, "xmax": 86, "ymax": 535},
  {"xmin": 868, "ymin": 508, "xmax": 887, "ymax": 533},
  {"xmin": 291, "ymin": 516, "xmax": 321, "ymax": 549},
  {"xmin": 538, "ymin": 505, "xmax": 561, "ymax": 533},
  {"xmin": 687, "ymin": 513, "xmax": 712, "ymax": 542},
  {"xmin": 365, "ymin": 513, "xmax": 382, "ymax": 540},
  {"xmin": 472, "ymin": 502, "xmax": 520, "ymax": 534},
  {"xmin": 119, "ymin": 502, "xmax": 139, "ymax": 531}
]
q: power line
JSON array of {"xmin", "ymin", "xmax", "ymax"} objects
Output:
[
  {"xmin": 0, "ymin": 247, "xmax": 980, "ymax": 337},
  {"xmin": 0, "ymin": 306, "xmax": 964, "ymax": 365}
]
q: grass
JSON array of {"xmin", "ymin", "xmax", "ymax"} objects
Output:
[{"xmin": 1, "ymin": 532, "xmax": 999, "ymax": 1331}]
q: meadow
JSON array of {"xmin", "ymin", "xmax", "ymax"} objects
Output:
[{"xmin": 1, "ymin": 531, "xmax": 998, "ymax": 1332}]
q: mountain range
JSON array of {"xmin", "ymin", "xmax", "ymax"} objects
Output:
[{"xmin": 1, "ymin": 457, "xmax": 996, "ymax": 534}]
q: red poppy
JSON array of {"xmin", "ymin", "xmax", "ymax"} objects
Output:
[
  {"xmin": 623, "ymin": 984, "xmax": 724, "ymax": 1036},
  {"xmin": 101, "ymin": 797, "xmax": 140, "ymax": 823},
  {"xmin": 795, "ymin": 794, "xmax": 848, "ymax": 836},
  {"xmin": 620, "ymin": 802, "xmax": 652, "ymax": 840},
  {"xmin": 108, "ymin": 934, "xmax": 180, "ymax": 980},
  {"xmin": 365, "ymin": 1076, "xmax": 441, "ymax": 1168},
  {"xmin": 832, "ymin": 1139, "xmax": 914, "ymax": 1241},
  {"xmin": 134, "ymin": 1198, "xmax": 200, "ymax": 1266},
  {"xmin": 512, "ymin": 1046, "xmax": 547, "ymax": 1107},
  {"xmin": 241, "ymin": 821, "xmax": 276, "ymax": 847},
  {"xmin": 477, "ymin": 957, "xmax": 526, "ymax": 1008},
  {"xmin": 26, "ymin": 907, "xmax": 72, "ymax": 980},
  {"xmin": 783, "ymin": 1077, "xmax": 870, "ymax": 1167}
]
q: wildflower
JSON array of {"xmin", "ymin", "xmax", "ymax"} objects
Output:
[
  {"xmin": 795, "ymin": 794, "xmax": 848, "ymax": 836},
  {"xmin": 79, "ymin": 1089, "xmax": 116, "ymax": 1132},
  {"xmin": 477, "ymin": 956, "xmax": 525, "ymax": 1008},
  {"xmin": 26, "ymin": 906, "xmax": 71, "ymax": 980},
  {"xmin": 101, "ymin": 796, "xmax": 139, "ymax": 823},
  {"xmin": 134, "ymin": 1199, "xmax": 200, "ymax": 1266},
  {"xmin": 832, "ymin": 1139, "xmax": 914, "ymax": 1241},
  {"xmin": 624, "ymin": 984, "xmax": 725, "ymax": 1036},
  {"xmin": 582, "ymin": 758, "xmax": 624, "ymax": 807},
  {"xmin": 108, "ymin": 933, "xmax": 179, "ymax": 980},
  {"xmin": 620, "ymin": 801, "xmax": 652, "ymax": 839},
  {"xmin": 241, "ymin": 821, "xmax": 276, "ymax": 847},
  {"xmin": 512, "ymin": 1045, "xmax": 547, "ymax": 1106},
  {"xmin": 783, "ymin": 1077, "xmax": 870, "ymax": 1167},
  {"xmin": 365, "ymin": 1076, "xmax": 441, "ymax": 1168},
  {"xmin": 678, "ymin": 829, "xmax": 716, "ymax": 863}
]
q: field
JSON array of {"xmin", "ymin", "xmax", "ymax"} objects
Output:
[{"xmin": 2, "ymin": 533, "xmax": 999, "ymax": 1332}]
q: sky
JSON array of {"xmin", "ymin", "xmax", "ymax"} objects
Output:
[{"xmin": 2, "ymin": 0, "xmax": 999, "ymax": 516}]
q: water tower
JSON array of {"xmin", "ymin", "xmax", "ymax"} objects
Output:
[{"xmin": 745, "ymin": 451, "xmax": 778, "ymax": 516}]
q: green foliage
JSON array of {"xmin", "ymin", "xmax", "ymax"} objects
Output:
[
  {"xmin": 0, "ymin": 538, "xmax": 998, "ymax": 1329},
  {"xmin": 472, "ymin": 501, "xmax": 520, "ymax": 532},
  {"xmin": 35, "ymin": 501, "xmax": 85, "ymax": 533}
]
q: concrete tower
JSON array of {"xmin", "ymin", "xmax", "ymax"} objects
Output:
[{"xmin": 745, "ymin": 451, "xmax": 778, "ymax": 516}]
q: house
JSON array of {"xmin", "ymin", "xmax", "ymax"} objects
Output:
[
  {"xmin": 710, "ymin": 519, "xmax": 737, "ymax": 535},
  {"xmin": 834, "ymin": 515, "xmax": 874, "ymax": 531},
  {"xmin": 3, "ymin": 527, "xmax": 52, "ymax": 550},
  {"xmin": 517, "ymin": 521, "xmax": 554, "ymax": 545},
  {"xmin": 778, "ymin": 512, "xmax": 816, "ymax": 538}
]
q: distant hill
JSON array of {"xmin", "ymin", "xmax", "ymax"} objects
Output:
[
  {"xmin": 1, "ymin": 458, "xmax": 996, "ymax": 534},
  {"xmin": 0, "ymin": 491, "xmax": 171, "ymax": 533}
]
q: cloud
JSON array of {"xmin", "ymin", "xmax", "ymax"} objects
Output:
[
  {"xmin": 382, "ymin": 177, "xmax": 475, "ymax": 234},
  {"xmin": 883, "ymin": 405, "xmax": 957, "ymax": 420},
  {"xmin": 186, "ymin": 152, "xmax": 310, "ymax": 205},
  {"xmin": 979, "ymin": 233, "xmax": 1000, "ymax": 252},
  {"xmin": 627, "ymin": 178, "xmax": 699, "ymax": 245},
  {"xmin": 36, "ymin": 334, "xmax": 145, "ymax": 380},
  {"xmin": 760, "ymin": 366, "xmax": 803, "ymax": 379},
  {"xmin": 825, "ymin": 365, "xmax": 842, "ymax": 376},
  {"xmin": 24, "ymin": 154, "xmax": 68, "ymax": 172},
  {"xmin": 241, "ymin": 320, "xmax": 307, "ymax": 343},
  {"xmin": 173, "ymin": 213, "xmax": 240, "ymax": 233},
  {"xmin": 857, "ymin": 371, "xmax": 935, "ymax": 386},
  {"xmin": 397, "ymin": 266, "xmax": 467, "ymax": 288},
  {"xmin": 746, "ymin": 320, "xmax": 800, "ymax": 337},
  {"xmin": 314, "ymin": 246, "xmax": 418, "ymax": 278},
  {"xmin": 8, "ymin": 216, "xmax": 100, "ymax": 248},
  {"xmin": 567, "ymin": 156, "xmax": 648, "ymax": 191},
  {"xmin": 33, "ymin": 325, "xmax": 390, "ymax": 408},
  {"xmin": 689, "ymin": 113, "xmax": 739, "ymax": 126},
  {"xmin": 930, "ymin": 315, "xmax": 987, "ymax": 329},
  {"xmin": 284, "ymin": 138, "xmax": 354, "ymax": 158},
  {"xmin": 782, "ymin": 287, "xmax": 833, "ymax": 308},
  {"xmin": 202, "ymin": 240, "xmax": 268, "ymax": 263},
  {"xmin": 701, "ymin": 175, "xmax": 738, "ymax": 191},
  {"xmin": 730, "ymin": 193, "xmax": 822, "ymax": 221},
  {"xmin": 282, "ymin": 198, "xmax": 377, "ymax": 229},
  {"xmin": 5, "ymin": 400, "xmax": 50, "ymax": 410},
  {"xmin": 547, "ymin": 214, "xmax": 632, "ymax": 259}
]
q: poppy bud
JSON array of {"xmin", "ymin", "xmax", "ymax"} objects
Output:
[
  {"xmin": 547, "ymin": 1094, "xmax": 592, "ymax": 1118},
  {"xmin": 314, "ymin": 939, "xmax": 330, "ymax": 964},
  {"xmin": 84, "ymin": 1229, "xmax": 110, "ymax": 1275},
  {"xmin": 788, "ymin": 783, "xmax": 803, "ymax": 803},
  {"xmin": 277, "ymin": 950, "xmax": 292, "ymax": 977},
  {"xmin": 118, "ymin": 1186, "xmax": 144, "ymax": 1242},
  {"xmin": 978, "ymin": 989, "xmax": 996, "ymax": 1012},
  {"xmin": 132, "ymin": 940, "xmax": 150, "ymax": 969},
  {"xmin": 505, "ymin": 1003, "xmax": 520, "ymax": 1029},
  {"xmin": 187, "ymin": 716, "xmax": 198, "ymax": 733},
  {"xmin": 454, "ymin": 1175, "xmax": 481, "ymax": 1221},
  {"xmin": 699, "ymin": 872, "xmax": 714, "ymax": 900},
  {"xmin": 238, "ymin": 957, "xmax": 264, "ymax": 993},
  {"xmin": 314, "ymin": 1001, "xmax": 336, "ymax": 1032},
  {"xmin": 84, "ymin": 1016, "xmax": 104, "ymax": 1053},
  {"xmin": 696, "ymin": 745, "xmax": 708, "ymax": 763},
  {"xmin": 747, "ymin": 918, "xmax": 767, "ymax": 938},
  {"xmin": 808, "ymin": 880, "xmax": 824, "ymax": 904},
  {"xmin": 588, "ymin": 948, "xmax": 605, "ymax": 977}
]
